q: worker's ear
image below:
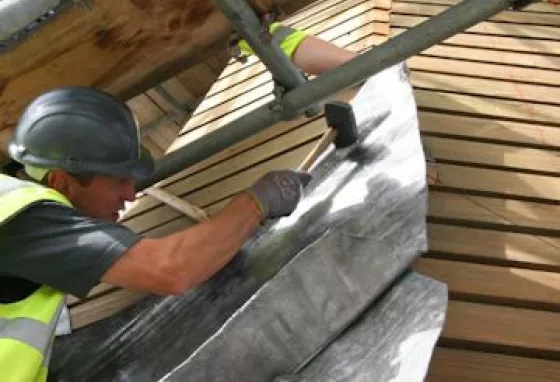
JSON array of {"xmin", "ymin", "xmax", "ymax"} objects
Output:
[{"xmin": 46, "ymin": 170, "xmax": 76, "ymax": 199}]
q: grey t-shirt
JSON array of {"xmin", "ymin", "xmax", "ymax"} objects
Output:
[{"xmin": 0, "ymin": 201, "xmax": 142, "ymax": 300}]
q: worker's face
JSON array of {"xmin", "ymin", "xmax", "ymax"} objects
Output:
[{"xmin": 48, "ymin": 171, "xmax": 136, "ymax": 222}]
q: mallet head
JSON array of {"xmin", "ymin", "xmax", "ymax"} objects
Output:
[{"xmin": 324, "ymin": 101, "xmax": 359, "ymax": 149}]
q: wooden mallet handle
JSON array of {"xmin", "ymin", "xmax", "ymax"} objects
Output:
[
  {"xmin": 298, "ymin": 128, "xmax": 337, "ymax": 171},
  {"xmin": 298, "ymin": 101, "xmax": 357, "ymax": 172}
]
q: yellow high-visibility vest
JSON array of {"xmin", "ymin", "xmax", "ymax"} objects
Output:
[
  {"xmin": 0, "ymin": 174, "xmax": 71, "ymax": 382},
  {"xmin": 237, "ymin": 23, "xmax": 309, "ymax": 59}
]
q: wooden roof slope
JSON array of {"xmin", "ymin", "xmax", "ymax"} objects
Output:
[
  {"xmin": 390, "ymin": 0, "xmax": 560, "ymax": 380},
  {"xmin": 68, "ymin": 0, "xmax": 560, "ymax": 379}
]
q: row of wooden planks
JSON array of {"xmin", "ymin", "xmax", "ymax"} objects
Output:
[{"xmin": 389, "ymin": 0, "xmax": 560, "ymax": 380}]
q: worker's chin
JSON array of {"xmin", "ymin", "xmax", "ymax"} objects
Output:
[{"xmin": 110, "ymin": 212, "xmax": 120, "ymax": 222}]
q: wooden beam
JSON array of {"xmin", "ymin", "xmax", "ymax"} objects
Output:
[
  {"xmin": 392, "ymin": 1, "xmax": 560, "ymax": 26},
  {"xmin": 411, "ymin": 71, "xmax": 560, "ymax": 106},
  {"xmin": 431, "ymin": 163, "xmax": 559, "ymax": 201},
  {"xmin": 408, "ymin": 56, "xmax": 560, "ymax": 87},
  {"xmin": 69, "ymin": 288, "xmax": 147, "ymax": 330},
  {"xmin": 396, "ymin": 0, "xmax": 559, "ymax": 13},
  {"xmin": 0, "ymin": 0, "xmax": 319, "ymax": 153},
  {"xmin": 422, "ymin": 136, "xmax": 560, "ymax": 174},
  {"xmin": 392, "ymin": 14, "xmax": 560, "ymax": 40},
  {"xmin": 414, "ymin": 258, "xmax": 560, "ymax": 308},
  {"xmin": 417, "ymin": 44, "xmax": 560, "ymax": 71},
  {"xmin": 442, "ymin": 301, "xmax": 560, "ymax": 355},
  {"xmin": 428, "ymin": 348, "xmax": 560, "ymax": 382},
  {"xmin": 391, "ymin": 27, "xmax": 560, "ymax": 54},
  {"xmin": 415, "ymin": 90, "xmax": 560, "ymax": 125},
  {"xmin": 418, "ymin": 112, "xmax": 560, "ymax": 148},
  {"xmin": 428, "ymin": 191, "xmax": 560, "ymax": 233},
  {"xmin": 427, "ymin": 224, "xmax": 560, "ymax": 270}
]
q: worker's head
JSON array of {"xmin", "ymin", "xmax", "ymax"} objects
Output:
[{"xmin": 8, "ymin": 86, "xmax": 155, "ymax": 221}]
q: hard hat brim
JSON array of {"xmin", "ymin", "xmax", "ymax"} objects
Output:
[{"xmin": 9, "ymin": 143, "xmax": 155, "ymax": 181}]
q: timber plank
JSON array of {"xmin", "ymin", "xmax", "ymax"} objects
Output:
[
  {"xmin": 393, "ymin": 14, "xmax": 560, "ymax": 40},
  {"xmin": 155, "ymin": 77, "xmax": 199, "ymax": 107},
  {"xmin": 396, "ymin": 0, "xmax": 560, "ymax": 14},
  {"xmin": 428, "ymin": 348, "xmax": 560, "ymax": 382},
  {"xmin": 124, "ymin": 142, "xmax": 317, "ymax": 233},
  {"xmin": 411, "ymin": 71, "xmax": 560, "ymax": 105},
  {"xmin": 67, "ymin": 283, "xmax": 118, "ymax": 306},
  {"xmin": 419, "ymin": 45, "xmax": 560, "ymax": 71},
  {"xmin": 288, "ymin": 0, "xmax": 392, "ymax": 26},
  {"xmin": 418, "ymin": 112, "xmax": 560, "ymax": 148},
  {"xmin": 408, "ymin": 56, "xmax": 560, "ymax": 86},
  {"xmin": 287, "ymin": 0, "xmax": 368, "ymax": 25},
  {"xmin": 177, "ymin": 63, "xmax": 222, "ymax": 98},
  {"xmin": 69, "ymin": 289, "xmax": 147, "ymax": 330},
  {"xmin": 290, "ymin": 0, "xmax": 390, "ymax": 31},
  {"xmin": 414, "ymin": 258, "xmax": 560, "ymax": 308},
  {"xmin": 432, "ymin": 163, "xmax": 559, "ymax": 201},
  {"xmin": 422, "ymin": 136, "xmax": 560, "ymax": 174},
  {"xmin": 415, "ymin": 89, "xmax": 560, "ymax": 125},
  {"xmin": 443, "ymin": 301, "xmax": 560, "ymax": 354},
  {"xmin": 428, "ymin": 191, "xmax": 560, "ymax": 232},
  {"xmin": 123, "ymin": 119, "xmax": 327, "ymax": 220},
  {"xmin": 391, "ymin": 27, "xmax": 560, "ymax": 55},
  {"xmin": 392, "ymin": 2, "xmax": 560, "ymax": 26},
  {"xmin": 427, "ymin": 224, "xmax": 560, "ymax": 269}
]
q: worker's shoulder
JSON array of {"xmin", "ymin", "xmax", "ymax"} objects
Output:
[{"xmin": 4, "ymin": 199, "xmax": 86, "ymax": 232}]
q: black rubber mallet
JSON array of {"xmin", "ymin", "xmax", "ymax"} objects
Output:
[{"xmin": 298, "ymin": 101, "xmax": 359, "ymax": 171}]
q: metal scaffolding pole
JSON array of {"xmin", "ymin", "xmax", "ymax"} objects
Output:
[
  {"xmin": 136, "ymin": 0, "xmax": 527, "ymax": 191},
  {"xmin": 214, "ymin": 0, "xmax": 308, "ymax": 92}
]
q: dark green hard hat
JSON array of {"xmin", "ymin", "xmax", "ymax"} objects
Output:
[{"xmin": 8, "ymin": 86, "xmax": 154, "ymax": 179}]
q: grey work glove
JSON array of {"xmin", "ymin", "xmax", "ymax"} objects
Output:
[{"xmin": 247, "ymin": 170, "xmax": 312, "ymax": 219}]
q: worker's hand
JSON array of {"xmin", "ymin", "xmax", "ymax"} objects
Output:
[{"xmin": 246, "ymin": 170, "xmax": 312, "ymax": 219}]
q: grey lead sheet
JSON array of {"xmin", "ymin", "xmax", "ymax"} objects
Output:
[
  {"xmin": 51, "ymin": 63, "xmax": 446, "ymax": 381},
  {"xmin": 297, "ymin": 272, "xmax": 447, "ymax": 382}
]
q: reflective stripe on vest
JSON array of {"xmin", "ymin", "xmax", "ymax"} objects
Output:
[{"xmin": 0, "ymin": 174, "xmax": 71, "ymax": 382}]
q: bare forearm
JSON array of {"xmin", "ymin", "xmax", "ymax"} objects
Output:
[
  {"xmin": 292, "ymin": 35, "xmax": 357, "ymax": 75},
  {"xmin": 161, "ymin": 192, "xmax": 262, "ymax": 290},
  {"xmin": 103, "ymin": 170, "xmax": 308, "ymax": 295}
]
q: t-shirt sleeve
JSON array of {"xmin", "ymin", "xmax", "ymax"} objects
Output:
[{"xmin": 0, "ymin": 201, "xmax": 142, "ymax": 298}]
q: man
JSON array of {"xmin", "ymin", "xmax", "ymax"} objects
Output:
[{"xmin": 0, "ymin": 86, "xmax": 311, "ymax": 381}]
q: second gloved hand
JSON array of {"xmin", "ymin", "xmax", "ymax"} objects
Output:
[{"xmin": 246, "ymin": 170, "xmax": 312, "ymax": 219}]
